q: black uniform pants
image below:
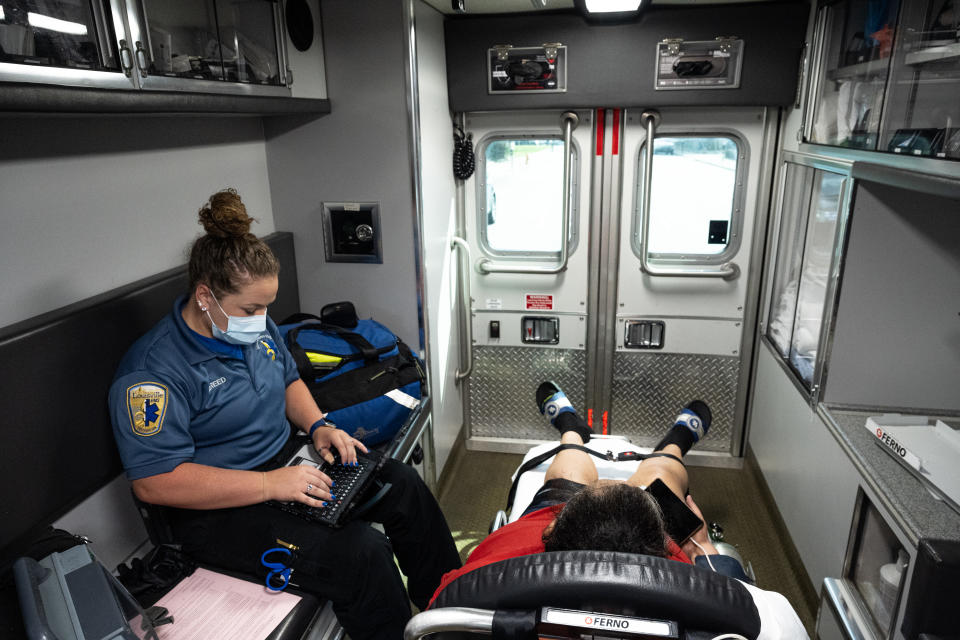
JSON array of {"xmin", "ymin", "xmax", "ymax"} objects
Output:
[{"xmin": 167, "ymin": 446, "xmax": 461, "ymax": 640}]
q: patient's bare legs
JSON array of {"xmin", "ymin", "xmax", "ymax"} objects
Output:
[
  {"xmin": 542, "ymin": 429, "xmax": 689, "ymax": 499},
  {"xmin": 625, "ymin": 444, "xmax": 688, "ymax": 498},
  {"xmin": 538, "ymin": 385, "xmax": 711, "ymax": 500},
  {"xmin": 544, "ymin": 430, "xmax": 599, "ymax": 485}
]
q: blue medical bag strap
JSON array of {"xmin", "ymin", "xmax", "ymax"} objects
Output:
[
  {"xmin": 283, "ymin": 314, "xmax": 394, "ymax": 365},
  {"xmin": 282, "ymin": 313, "xmax": 340, "ymax": 381},
  {"xmin": 314, "ymin": 323, "xmax": 394, "ymax": 364}
]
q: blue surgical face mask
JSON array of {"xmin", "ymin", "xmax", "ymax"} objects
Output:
[{"xmin": 206, "ymin": 292, "xmax": 267, "ymax": 345}]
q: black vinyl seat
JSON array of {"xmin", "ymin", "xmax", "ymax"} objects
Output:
[
  {"xmin": 412, "ymin": 550, "xmax": 763, "ymax": 640},
  {"xmin": 0, "ymin": 232, "xmax": 323, "ymax": 640}
]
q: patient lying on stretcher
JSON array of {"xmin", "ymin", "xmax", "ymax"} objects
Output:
[{"xmin": 431, "ymin": 382, "xmax": 809, "ymax": 639}]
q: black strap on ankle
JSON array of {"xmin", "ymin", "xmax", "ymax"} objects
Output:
[{"xmin": 505, "ymin": 445, "xmax": 684, "ymax": 512}]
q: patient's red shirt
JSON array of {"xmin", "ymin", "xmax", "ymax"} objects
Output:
[{"xmin": 429, "ymin": 504, "xmax": 691, "ymax": 606}]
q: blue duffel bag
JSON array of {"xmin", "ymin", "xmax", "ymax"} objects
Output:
[{"xmin": 279, "ymin": 303, "xmax": 424, "ymax": 446}]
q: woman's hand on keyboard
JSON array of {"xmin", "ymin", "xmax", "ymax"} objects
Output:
[
  {"xmin": 264, "ymin": 465, "xmax": 334, "ymax": 505},
  {"xmin": 313, "ymin": 427, "xmax": 369, "ymax": 466}
]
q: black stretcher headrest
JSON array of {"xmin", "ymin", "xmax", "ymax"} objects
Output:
[{"xmin": 430, "ymin": 550, "xmax": 761, "ymax": 639}]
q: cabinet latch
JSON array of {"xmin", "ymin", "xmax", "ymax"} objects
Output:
[
  {"xmin": 661, "ymin": 38, "xmax": 684, "ymax": 56},
  {"xmin": 493, "ymin": 44, "xmax": 513, "ymax": 61}
]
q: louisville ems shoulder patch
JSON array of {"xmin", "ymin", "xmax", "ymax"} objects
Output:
[{"xmin": 126, "ymin": 382, "xmax": 169, "ymax": 436}]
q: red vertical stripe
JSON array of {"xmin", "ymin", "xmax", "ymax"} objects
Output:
[
  {"xmin": 595, "ymin": 108, "xmax": 605, "ymax": 156},
  {"xmin": 611, "ymin": 109, "xmax": 620, "ymax": 156},
  {"xmin": 587, "ymin": 408, "xmax": 594, "ymax": 429},
  {"xmin": 602, "ymin": 411, "xmax": 609, "ymax": 435}
]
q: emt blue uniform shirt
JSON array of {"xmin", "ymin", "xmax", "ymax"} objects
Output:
[{"xmin": 109, "ymin": 297, "xmax": 300, "ymax": 480}]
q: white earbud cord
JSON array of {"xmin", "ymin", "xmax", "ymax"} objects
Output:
[{"xmin": 689, "ymin": 538, "xmax": 717, "ymax": 572}]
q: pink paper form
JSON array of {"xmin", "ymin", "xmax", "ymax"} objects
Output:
[{"xmin": 152, "ymin": 568, "xmax": 302, "ymax": 639}]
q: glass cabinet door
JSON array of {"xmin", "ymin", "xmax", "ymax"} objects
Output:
[
  {"xmin": 880, "ymin": 0, "xmax": 960, "ymax": 159},
  {"xmin": 790, "ymin": 170, "xmax": 845, "ymax": 386},
  {"xmin": 768, "ymin": 164, "xmax": 816, "ymax": 358},
  {"xmin": 766, "ymin": 161, "xmax": 848, "ymax": 392},
  {"xmin": 214, "ymin": 0, "xmax": 282, "ymax": 86},
  {"xmin": 129, "ymin": 0, "xmax": 287, "ymax": 93},
  {"xmin": 809, "ymin": 0, "xmax": 901, "ymax": 150},
  {"xmin": 848, "ymin": 495, "xmax": 910, "ymax": 637},
  {"xmin": 1, "ymin": 0, "xmax": 293, "ymax": 95},
  {"xmin": 0, "ymin": 0, "xmax": 132, "ymax": 84},
  {"xmin": 137, "ymin": 0, "xmax": 225, "ymax": 82}
]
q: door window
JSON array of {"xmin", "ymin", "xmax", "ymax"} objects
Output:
[
  {"xmin": 479, "ymin": 136, "xmax": 579, "ymax": 255},
  {"xmin": 634, "ymin": 135, "xmax": 743, "ymax": 261}
]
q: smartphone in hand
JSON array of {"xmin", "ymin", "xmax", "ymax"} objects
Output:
[{"xmin": 646, "ymin": 478, "xmax": 703, "ymax": 544}]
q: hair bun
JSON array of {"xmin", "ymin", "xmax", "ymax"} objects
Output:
[{"xmin": 198, "ymin": 188, "xmax": 255, "ymax": 238}]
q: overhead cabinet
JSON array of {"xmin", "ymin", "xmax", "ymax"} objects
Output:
[
  {"xmin": 806, "ymin": 0, "xmax": 960, "ymax": 160},
  {"xmin": 0, "ymin": 0, "xmax": 132, "ymax": 89},
  {"xmin": 0, "ymin": 0, "xmax": 322, "ymax": 100},
  {"xmin": 131, "ymin": 0, "xmax": 286, "ymax": 94}
]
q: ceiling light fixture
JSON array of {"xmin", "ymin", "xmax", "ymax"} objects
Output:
[
  {"xmin": 27, "ymin": 12, "xmax": 89, "ymax": 36},
  {"xmin": 574, "ymin": 0, "xmax": 646, "ymax": 21},
  {"xmin": 585, "ymin": 0, "xmax": 642, "ymax": 11}
]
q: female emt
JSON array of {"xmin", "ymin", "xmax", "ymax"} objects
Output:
[{"xmin": 108, "ymin": 189, "xmax": 461, "ymax": 639}]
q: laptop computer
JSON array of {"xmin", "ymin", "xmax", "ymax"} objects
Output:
[{"xmin": 268, "ymin": 442, "xmax": 389, "ymax": 528}]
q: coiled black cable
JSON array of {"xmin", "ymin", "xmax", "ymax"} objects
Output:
[{"xmin": 453, "ymin": 125, "xmax": 475, "ymax": 180}]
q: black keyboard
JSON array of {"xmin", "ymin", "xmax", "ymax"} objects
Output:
[{"xmin": 270, "ymin": 449, "xmax": 384, "ymax": 527}]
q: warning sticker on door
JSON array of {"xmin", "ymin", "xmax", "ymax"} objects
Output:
[{"xmin": 525, "ymin": 294, "xmax": 554, "ymax": 310}]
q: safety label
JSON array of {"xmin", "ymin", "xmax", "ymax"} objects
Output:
[{"xmin": 525, "ymin": 294, "xmax": 554, "ymax": 310}]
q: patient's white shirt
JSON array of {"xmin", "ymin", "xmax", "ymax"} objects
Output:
[{"xmin": 740, "ymin": 581, "xmax": 810, "ymax": 639}]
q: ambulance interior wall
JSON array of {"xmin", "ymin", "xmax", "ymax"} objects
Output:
[
  {"xmin": 822, "ymin": 180, "xmax": 960, "ymax": 413},
  {"xmin": 747, "ymin": 345, "xmax": 861, "ymax": 595},
  {"xmin": 0, "ymin": 116, "xmax": 279, "ymax": 569},
  {"xmin": 264, "ymin": 0, "xmax": 470, "ymax": 474},
  {"xmin": 743, "ymin": 0, "xmax": 862, "ymax": 593},
  {"xmin": 264, "ymin": 0, "xmax": 421, "ymax": 353}
]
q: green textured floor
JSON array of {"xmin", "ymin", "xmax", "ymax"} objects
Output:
[{"xmin": 437, "ymin": 445, "xmax": 818, "ymax": 635}]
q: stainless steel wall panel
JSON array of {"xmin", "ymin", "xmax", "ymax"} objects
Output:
[
  {"xmin": 609, "ymin": 352, "xmax": 739, "ymax": 453},
  {"xmin": 468, "ymin": 346, "xmax": 587, "ymax": 440}
]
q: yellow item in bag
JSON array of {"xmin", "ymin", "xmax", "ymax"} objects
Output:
[{"xmin": 306, "ymin": 351, "xmax": 342, "ymax": 371}]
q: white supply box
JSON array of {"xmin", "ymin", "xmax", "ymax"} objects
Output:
[{"xmin": 865, "ymin": 414, "xmax": 960, "ymax": 513}]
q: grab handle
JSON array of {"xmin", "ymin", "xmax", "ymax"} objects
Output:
[
  {"xmin": 638, "ymin": 110, "xmax": 740, "ymax": 280},
  {"xmin": 477, "ymin": 111, "xmax": 579, "ymax": 275},
  {"xmin": 404, "ymin": 607, "xmax": 495, "ymax": 640},
  {"xmin": 451, "ymin": 236, "xmax": 473, "ymax": 382}
]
